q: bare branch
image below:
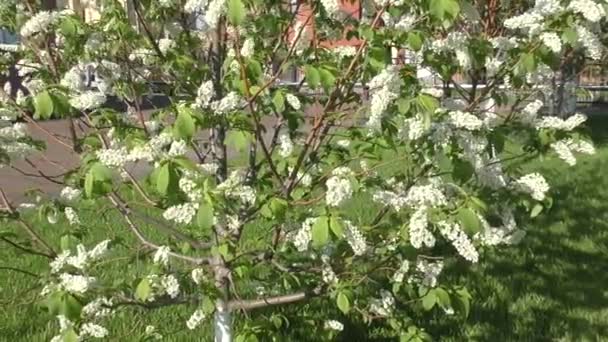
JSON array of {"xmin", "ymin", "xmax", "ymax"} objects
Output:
[{"xmin": 228, "ymin": 286, "xmax": 323, "ymax": 311}]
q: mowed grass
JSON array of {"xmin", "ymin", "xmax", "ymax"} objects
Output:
[{"xmin": 2, "ymin": 116, "xmax": 608, "ymax": 341}]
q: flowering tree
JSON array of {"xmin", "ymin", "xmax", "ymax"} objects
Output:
[{"xmin": 0, "ymin": 0, "xmax": 605, "ymax": 340}]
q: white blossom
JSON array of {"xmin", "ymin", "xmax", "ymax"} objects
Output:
[
  {"xmin": 60, "ymin": 187, "xmax": 81, "ymax": 201},
  {"xmin": 421, "ymin": 87, "xmax": 443, "ymax": 98},
  {"xmin": 325, "ymin": 176, "xmax": 353, "ymax": 207},
  {"xmin": 80, "ymin": 323, "xmax": 109, "ymax": 338},
  {"xmin": 392, "ymin": 260, "xmax": 410, "ymax": 283},
  {"xmin": 369, "ymin": 290, "xmax": 395, "ymax": 316},
  {"xmin": 324, "ymin": 320, "xmax": 344, "ymax": 331},
  {"xmin": 568, "ymin": 0, "xmax": 606, "ymax": 23},
  {"xmin": 163, "ymin": 203, "xmax": 198, "ymax": 224},
  {"xmin": 438, "ymin": 221, "xmax": 479, "ymax": 263},
  {"xmin": 551, "ymin": 140, "xmax": 577, "ymax": 166},
  {"xmin": 96, "ymin": 147, "xmax": 128, "ymax": 168},
  {"xmin": 20, "ymin": 11, "xmax": 62, "ymax": 38},
  {"xmin": 409, "ymin": 206, "xmax": 435, "ymax": 249},
  {"xmin": 575, "ymin": 25, "xmax": 603, "ymax": 61},
  {"xmin": 285, "ymin": 93, "xmax": 301, "ymax": 110},
  {"xmin": 504, "ymin": 12, "xmax": 543, "ymax": 35},
  {"xmin": 321, "ymin": 0, "xmax": 341, "ymax": 17},
  {"xmin": 184, "ymin": 0, "xmax": 207, "ymax": 13},
  {"xmin": 405, "ymin": 183, "xmax": 447, "ymax": 207},
  {"xmin": 240, "ymin": 38, "xmax": 255, "ymax": 58},
  {"xmin": 64, "ymin": 207, "xmax": 80, "ymax": 226},
  {"xmin": 334, "ymin": 46, "xmax": 357, "ymax": 59},
  {"xmin": 82, "ymin": 297, "xmax": 113, "ymax": 318},
  {"xmin": 535, "ymin": 113, "xmax": 587, "ymax": 131},
  {"xmin": 168, "ymin": 140, "xmax": 188, "ymax": 157},
  {"xmin": 144, "ymin": 325, "xmax": 163, "ymax": 340},
  {"xmin": 187, "ymin": 309, "xmax": 206, "ymax": 330},
  {"xmin": 293, "ymin": 217, "xmax": 316, "ymax": 251},
  {"xmin": 210, "ymin": 91, "xmax": 242, "ymax": 114},
  {"xmin": 59, "ymin": 273, "xmax": 95, "ymax": 294},
  {"xmin": 191, "ymin": 268, "xmax": 206, "ymax": 284},
  {"xmin": 566, "ymin": 138, "xmax": 595, "ymax": 155},
  {"xmin": 534, "ymin": 0, "xmax": 563, "ymax": 15},
  {"xmin": 205, "ymin": 0, "xmax": 227, "ymax": 29},
  {"xmin": 278, "ymin": 134, "xmax": 294, "ymax": 157},
  {"xmin": 322, "ymin": 263, "xmax": 338, "ymax": 285},
  {"xmin": 366, "ymin": 66, "xmax": 401, "ymax": 131},
  {"xmin": 413, "ymin": 260, "xmax": 443, "ymax": 287},
  {"xmin": 539, "ymin": 32, "xmax": 562, "ymax": 53},
  {"xmin": 344, "ymin": 220, "xmax": 367, "ymax": 255},
  {"xmin": 448, "ymin": 111, "xmax": 483, "ymax": 131},
  {"xmin": 69, "ymin": 91, "xmax": 106, "ymax": 111},
  {"xmin": 179, "ymin": 177, "xmax": 202, "ymax": 202},
  {"xmin": 521, "ymin": 99, "xmax": 543, "ymax": 123},
  {"xmin": 196, "ymin": 80, "xmax": 215, "ymax": 107},
  {"xmin": 158, "ymin": 38, "xmax": 175, "ymax": 54},
  {"xmin": 515, "ymin": 173, "xmax": 550, "ymax": 201},
  {"xmin": 160, "ymin": 274, "xmax": 180, "ymax": 298},
  {"xmin": 153, "ymin": 246, "xmax": 171, "ymax": 266}
]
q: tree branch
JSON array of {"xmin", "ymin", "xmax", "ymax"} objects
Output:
[
  {"xmin": 108, "ymin": 193, "xmax": 212, "ymax": 265},
  {"xmin": 228, "ymin": 286, "xmax": 323, "ymax": 311}
]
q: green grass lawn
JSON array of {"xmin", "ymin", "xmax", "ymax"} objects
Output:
[{"xmin": 2, "ymin": 117, "xmax": 608, "ymax": 341}]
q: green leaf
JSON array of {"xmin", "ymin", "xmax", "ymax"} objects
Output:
[
  {"xmin": 453, "ymin": 159, "xmax": 474, "ymax": 182},
  {"xmin": 226, "ymin": 130, "xmax": 252, "ymax": 153},
  {"xmin": 311, "ymin": 216, "xmax": 329, "ymax": 247},
  {"xmin": 422, "ymin": 291, "xmax": 437, "ymax": 311},
  {"xmin": 453, "ymin": 288, "xmax": 471, "ymax": 317},
  {"xmin": 435, "ymin": 288, "xmax": 451, "ymax": 309},
  {"xmin": 337, "ymin": 292, "xmax": 351, "ymax": 314},
  {"xmin": 304, "ymin": 65, "xmax": 321, "ymax": 89},
  {"xmin": 469, "ymin": 196, "xmax": 488, "ymax": 213},
  {"xmin": 173, "ymin": 156, "xmax": 198, "ymax": 171},
  {"xmin": 460, "ymin": 0, "xmax": 480, "ymax": 22},
  {"xmin": 227, "ymin": 0, "xmax": 246, "ymax": 26},
  {"xmin": 60, "ymin": 234, "xmax": 79, "ymax": 251},
  {"xmin": 417, "ymin": 94, "xmax": 439, "ymax": 114},
  {"xmin": 174, "ymin": 108, "xmax": 196, "ymax": 140},
  {"xmin": 530, "ymin": 203, "xmax": 543, "ymax": 218},
  {"xmin": 59, "ymin": 17, "xmax": 79, "ymax": 36},
  {"xmin": 60, "ymin": 293, "xmax": 82, "ymax": 320},
  {"xmin": 430, "ymin": 0, "xmax": 460, "ymax": 20},
  {"xmin": 516, "ymin": 53, "xmax": 536, "ymax": 75},
  {"xmin": 273, "ymin": 91, "xmax": 285, "ymax": 112},
  {"xmin": 457, "ymin": 208, "xmax": 482, "ymax": 235},
  {"xmin": 397, "ymin": 99, "xmax": 411, "ymax": 114},
  {"xmin": 319, "ymin": 68, "xmax": 336, "ymax": 93},
  {"xmin": 84, "ymin": 170, "xmax": 95, "ymax": 198},
  {"xmin": 90, "ymin": 162, "xmax": 113, "ymax": 181},
  {"xmin": 561, "ymin": 27, "xmax": 578, "ymax": 45},
  {"xmin": 269, "ymin": 198, "xmax": 288, "ymax": 220},
  {"xmin": 407, "ymin": 32, "xmax": 423, "ymax": 51},
  {"xmin": 63, "ymin": 328, "xmax": 79, "ymax": 342},
  {"xmin": 34, "ymin": 91, "xmax": 54, "ymax": 119},
  {"xmin": 135, "ymin": 278, "xmax": 152, "ymax": 301},
  {"xmin": 156, "ymin": 163, "xmax": 171, "ymax": 195},
  {"xmin": 197, "ymin": 201, "xmax": 215, "ymax": 230},
  {"xmin": 329, "ymin": 216, "xmax": 344, "ymax": 238}
]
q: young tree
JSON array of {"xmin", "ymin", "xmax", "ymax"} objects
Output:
[{"xmin": 0, "ymin": 0, "xmax": 605, "ymax": 340}]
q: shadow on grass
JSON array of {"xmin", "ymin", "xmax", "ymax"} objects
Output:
[{"xmin": 429, "ymin": 144, "xmax": 608, "ymax": 341}]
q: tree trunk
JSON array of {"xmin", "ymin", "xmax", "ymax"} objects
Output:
[
  {"xmin": 549, "ymin": 54, "xmax": 580, "ymax": 118},
  {"xmin": 214, "ymin": 304, "xmax": 232, "ymax": 342}
]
